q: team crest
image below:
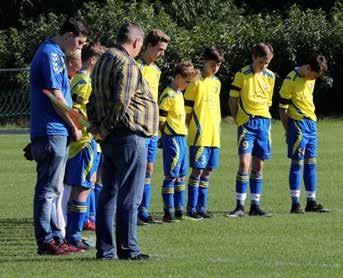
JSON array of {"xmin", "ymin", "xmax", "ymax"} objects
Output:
[
  {"xmin": 242, "ymin": 140, "xmax": 249, "ymax": 150},
  {"xmin": 263, "ymin": 83, "xmax": 269, "ymax": 91},
  {"xmin": 214, "ymin": 86, "xmax": 219, "ymax": 94}
]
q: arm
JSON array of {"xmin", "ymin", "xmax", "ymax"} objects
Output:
[
  {"xmin": 279, "ymin": 108, "xmax": 289, "ymax": 138},
  {"xmin": 228, "ymin": 96, "xmax": 239, "ymax": 124},
  {"xmin": 185, "ymin": 113, "xmax": 192, "ymax": 127},
  {"xmin": 279, "ymin": 76, "xmax": 293, "ymax": 141}
]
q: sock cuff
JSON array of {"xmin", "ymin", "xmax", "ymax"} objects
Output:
[
  {"xmin": 250, "ymin": 171, "xmax": 263, "ymax": 180},
  {"xmin": 304, "ymin": 158, "xmax": 316, "ymax": 165}
]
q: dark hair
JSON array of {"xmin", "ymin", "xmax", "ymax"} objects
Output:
[
  {"xmin": 146, "ymin": 29, "xmax": 170, "ymax": 47},
  {"xmin": 174, "ymin": 61, "xmax": 199, "ymax": 78},
  {"xmin": 81, "ymin": 42, "xmax": 105, "ymax": 62},
  {"xmin": 252, "ymin": 43, "xmax": 273, "ymax": 58},
  {"xmin": 59, "ymin": 18, "xmax": 88, "ymax": 37},
  {"xmin": 308, "ymin": 54, "xmax": 328, "ymax": 74},
  {"xmin": 116, "ymin": 22, "xmax": 144, "ymax": 44},
  {"xmin": 201, "ymin": 46, "xmax": 224, "ymax": 63},
  {"xmin": 106, "ymin": 36, "xmax": 116, "ymax": 48}
]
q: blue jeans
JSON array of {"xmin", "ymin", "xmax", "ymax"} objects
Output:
[
  {"xmin": 31, "ymin": 135, "xmax": 68, "ymax": 245},
  {"xmin": 96, "ymin": 130, "xmax": 147, "ymax": 259}
]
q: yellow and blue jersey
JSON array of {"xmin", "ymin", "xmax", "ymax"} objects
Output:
[
  {"xmin": 68, "ymin": 72, "xmax": 93, "ymax": 158},
  {"xmin": 279, "ymin": 68, "xmax": 317, "ymax": 121},
  {"xmin": 230, "ymin": 65, "xmax": 275, "ymax": 126},
  {"xmin": 159, "ymin": 87, "xmax": 187, "ymax": 136},
  {"xmin": 184, "ymin": 75, "xmax": 221, "ymax": 147},
  {"xmin": 137, "ymin": 58, "xmax": 161, "ymax": 102}
]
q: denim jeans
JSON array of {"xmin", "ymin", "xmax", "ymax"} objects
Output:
[
  {"xmin": 96, "ymin": 130, "xmax": 147, "ymax": 259},
  {"xmin": 31, "ymin": 135, "xmax": 68, "ymax": 245}
]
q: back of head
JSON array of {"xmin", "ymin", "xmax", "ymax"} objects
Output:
[
  {"xmin": 308, "ymin": 54, "xmax": 328, "ymax": 75},
  {"xmin": 145, "ymin": 29, "xmax": 170, "ymax": 47},
  {"xmin": 59, "ymin": 17, "xmax": 89, "ymax": 37},
  {"xmin": 252, "ymin": 43, "xmax": 273, "ymax": 58},
  {"xmin": 116, "ymin": 22, "xmax": 144, "ymax": 45},
  {"xmin": 201, "ymin": 46, "xmax": 224, "ymax": 63},
  {"xmin": 174, "ymin": 61, "xmax": 199, "ymax": 79},
  {"xmin": 106, "ymin": 36, "xmax": 117, "ymax": 48},
  {"xmin": 81, "ymin": 42, "xmax": 105, "ymax": 63}
]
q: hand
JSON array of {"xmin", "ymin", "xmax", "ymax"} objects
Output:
[{"xmin": 71, "ymin": 128, "xmax": 82, "ymax": 141}]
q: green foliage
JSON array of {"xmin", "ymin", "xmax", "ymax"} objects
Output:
[{"xmin": 0, "ymin": 0, "xmax": 343, "ymax": 114}]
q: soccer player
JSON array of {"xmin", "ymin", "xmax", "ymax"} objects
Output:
[
  {"xmin": 159, "ymin": 61, "xmax": 199, "ymax": 222},
  {"xmin": 279, "ymin": 54, "xmax": 330, "ymax": 213},
  {"xmin": 136, "ymin": 29, "xmax": 170, "ymax": 224},
  {"xmin": 184, "ymin": 46, "xmax": 224, "ymax": 219},
  {"xmin": 227, "ymin": 43, "xmax": 275, "ymax": 218},
  {"xmin": 64, "ymin": 42, "xmax": 105, "ymax": 249},
  {"xmin": 30, "ymin": 18, "xmax": 88, "ymax": 255}
]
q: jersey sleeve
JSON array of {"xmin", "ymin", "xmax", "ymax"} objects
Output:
[
  {"xmin": 184, "ymin": 81, "xmax": 197, "ymax": 114},
  {"xmin": 71, "ymin": 80, "xmax": 89, "ymax": 109},
  {"xmin": 279, "ymin": 77, "xmax": 293, "ymax": 109},
  {"xmin": 229, "ymin": 71, "xmax": 244, "ymax": 97},
  {"xmin": 268, "ymin": 74, "xmax": 275, "ymax": 107},
  {"xmin": 41, "ymin": 51, "xmax": 65, "ymax": 90},
  {"xmin": 158, "ymin": 91, "xmax": 172, "ymax": 123}
]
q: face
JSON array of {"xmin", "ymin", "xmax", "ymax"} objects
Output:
[
  {"xmin": 305, "ymin": 66, "xmax": 321, "ymax": 80},
  {"xmin": 64, "ymin": 32, "xmax": 87, "ymax": 54},
  {"xmin": 203, "ymin": 60, "xmax": 222, "ymax": 76},
  {"xmin": 148, "ymin": 41, "xmax": 168, "ymax": 62},
  {"xmin": 252, "ymin": 55, "xmax": 273, "ymax": 72},
  {"xmin": 175, "ymin": 74, "xmax": 193, "ymax": 91}
]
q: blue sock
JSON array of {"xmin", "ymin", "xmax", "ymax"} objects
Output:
[
  {"xmin": 235, "ymin": 172, "xmax": 249, "ymax": 208},
  {"xmin": 304, "ymin": 158, "xmax": 317, "ymax": 202},
  {"xmin": 197, "ymin": 176, "xmax": 209, "ymax": 214},
  {"xmin": 250, "ymin": 171, "xmax": 263, "ymax": 206},
  {"xmin": 66, "ymin": 200, "xmax": 87, "ymax": 243},
  {"xmin": 174, "ymin": 180, "xmax": 185, "ymax": 213},
  {"xmin": 289, "ymin": 159, "xmax": 303, "ymax": 205},
  {"xmin": 89, "ymin": 189, "xmax": 96, "ymax": 223},
  {"xmin": 138, "ymin": 175, "xmax": 151, "ymax": 220},
  {"xmin": 187, "ymin": 175, "xmax": 200, "ymax": 214},
  {"xmin": 162, "ymin": 179, "xmax": 174, "ymax": 214}
]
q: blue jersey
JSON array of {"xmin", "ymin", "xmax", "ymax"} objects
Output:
[{"xmin": 30, "ymin": 38, "xmax": 72, "ymax": 137}]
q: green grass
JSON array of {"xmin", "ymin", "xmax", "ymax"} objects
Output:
[{"xmin": 0, "ymin": 120, "xmax": 342, "ymax": 277}]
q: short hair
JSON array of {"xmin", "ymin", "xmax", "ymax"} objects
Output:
[
  {"xmin": 174, "ymin": 61, "xmax": 199, "ymax": 79},
  {"xmin": 145, "ymin": 29, "xmax": 170, "ymax": 47},
  {"xmin": 106, "ymin": 36, "xmax": 117, "ymax": 48},
  {"xmin": 66, "ymin": 49, "xmax": 81, "ymax": 61},
  {"xmin": 252, "ymin": 43, "xmax": 273, "ymax": 58},
  {"xmin": 59, "ymin": 18, "xmax": 88, "ymax": 37},
  {"xmin": 308, "ymin": 54, "xmax": 328, "ymax": 74},
  {"xmin": 201, "ymin": 46, "xmax": 224, "ymax": 63},
  {"xmin": 116, "ymin": 22, "xmax": 144, "ymax": 45},
  {"xmin": 81, "ymin": 42, "xmax": 105, "ymax": 62}
]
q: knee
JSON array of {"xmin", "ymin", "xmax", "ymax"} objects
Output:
[
  {"xmin": 146, "ymin": 163, "xmax": 154, "ymax": 176},
  {"xmin": 191, "ymin": 168, "xmax": 202, "ymax": 179}
]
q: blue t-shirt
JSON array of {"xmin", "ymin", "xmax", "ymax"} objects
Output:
[{"xmin": 30, "ymin": 38, "xmax": 72, "ymax": 137}]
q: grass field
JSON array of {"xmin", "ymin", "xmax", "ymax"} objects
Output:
[{"xmin": 0, "ymin": 119, "xmax": 342, "ymax": 277}]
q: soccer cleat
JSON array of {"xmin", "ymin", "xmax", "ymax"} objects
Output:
[
  {"xmin": 83, "ymin": 220, "xmax": 96, "ymax": 231},
  {"xmin": 248, "ymin": 205, "xmax": 272, "ymax": 217},
  {"xmin": 59, "ymin": 241, "xmax": 85, "ymax": 253},
  {"xmin": 290, "ymin": 203, "xmax": 304, "ymax": 214},
  {"xmin": 137, "ymin": 218, "xmax": 148, "ymax": 226},
  {"xmin": 187, "ymin": 211, "xmax": 204, "ymax": 221},
  {"xmin": 162, "ymin": 213, "xmax": 180, "ymax": 223},
  {"xmin": 145, "ymin": 215, "xmax": 162, "ymax": 224},
  {"xmin": 119, "ymin": 253, "xmax": 150, "ymax": 260},
  {"xmin": 305, "ymin": 200, "xmax": 331, "ymax": 213},
  {"xmin": 37, "ymin": 240, "xmax": 68, "ymax": 255},
  {"xmin": 175, "ymin": 210, "xmax": 185, "ymax": 220},
  {"xmin": 69, "ymin": 240, "xmax": 92, "ymax": 250},
  {"xmin": 226, "ymin": 207, "xmax": 245, "ymax": 218},
  {"xmin": 198, "ymin": 210, "xmax": 214, "ymax": 219}
]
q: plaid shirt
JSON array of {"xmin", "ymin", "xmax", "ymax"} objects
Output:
[{"xmin": 90, "ymin": 45, "xmax": 158, "ymax": 138}]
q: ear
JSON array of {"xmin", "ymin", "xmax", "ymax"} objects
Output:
[
  {"xmin": 132, "ymin": 39, "xmax": 138, "ymax": 49},
  {"xmin": 90, "ymin": 56, "xmax": 96, "ymax": 65}
]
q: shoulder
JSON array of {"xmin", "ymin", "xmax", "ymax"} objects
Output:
[
  {"xmin": 161, "ymin": 87, "xmax": 176, "ymax": 98},
  {"xmin": 262, "ymin": 69, "xmax": 275, "ymax": 80},
  {"xmin": 285, "ymin": 70, "xmax": 298, "ymax": 81},
  {"xmin": 240, "ymin": 65, "xmax": 253, "ymax": 75}
]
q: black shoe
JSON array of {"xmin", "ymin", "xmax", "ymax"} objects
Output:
[
  {"xmin": 163, "ymin": 213, "xmax": 180, "ymax": 223},
  {"xmin": 198, "ymin": 210, "xmax": 214, "ymax": 219},
  {"xmin": 249, "ymin": 205, "xmax": 272, "ymax": 217},
  {"xmin": 187, "ymin": 211, "xmax": 204, "ymax": 220},
  {"xmin": 119, "ymin": 253, "xmax": 150, "ymax": 260},
  {"xmin": 305, "ymin": 200, "xmax": 331, "ymax": 213},
  {"xmin": 137, "ymin": 218, "xmax": 148, "ymax": 226},
  {"xmin": 290, "ymin": 203, "xmax": 304, "ymax": 214},
  {"xmin": 175, "ymin": 210, "xmax": 184, "ymax": 220},
  {"xmin": 145, "ymin": 215, "xmax": 162, "ymax": 224},
  {"xmin": 226, "ymin": 206, "xmax": 245, "ymax": 218},
  {"xmin": 69, "ymin": 240, "xmax": 92, "ymax": 250}
]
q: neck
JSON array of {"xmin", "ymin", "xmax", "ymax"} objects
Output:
[
  {"xmin": 143, "ymin": 52, "xmax": 154, "ymax": 65},
  {"xmin": 202, "ymin": 70, "xmax": 212, "ymax": 78},
  {"xmin": 120, "ymin": 43, "xmax": 134, "ymax": 57},
  {"xmin": 170, "ymin": 80, "xmax": 179, "ymax": 91},
  {"xmin": 51, "ymin": 35, "xmax": 65, "ymax": 51},
  {"xmin": 297, "ymin": 65, "xmax": 307, "ymax": 78},
  {"xmin": 252, "ymin": 63, "xmax": 263, "ymax": 74},
  {"xmin": 80, "ymin": 65, "xmax": 91, "ymax": 75}
]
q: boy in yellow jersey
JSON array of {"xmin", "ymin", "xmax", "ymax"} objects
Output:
[
  {"xmin": 227, "ymin": 43, "xmax": 275, "ymax": 218},
  {"xmin": 184, "ymin": 47, "xmax": 224, "ymax": 219},
  {"xmin": 64, "ymin": 42, "xmax": 105, "ymax": 249},
  {"xmin": 279, "ymin": 54, "xmax": 330, "ymax": 214},
  {"xmin": 136, "ymin": 29, "xmax": 170, "ymax": 224},
  {"xmin": 159, "ymin": 62, "xmax": 199, "ymax": 222}
]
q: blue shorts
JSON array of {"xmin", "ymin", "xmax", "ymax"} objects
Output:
[
  {"xmin": 162, "ymin": 135, "xmax": 188, "ymax": 177},
  {"xmin": 189, "ymin": 146, "xmax": 220, "ymax": 169},
  {"xmin": 146, "ymin": 135, "xmax": 158, "ymax": 163},
  {"xmin": 287, "ymin": 119, "xmax": 317, "ymax": 160},
  {"xmin": 237, "ymin": 117, "xmax": 271, "ymax": 160},
  {"xmin": 65, "ymin": 139, "xmax": 99, "ymax": 189}
]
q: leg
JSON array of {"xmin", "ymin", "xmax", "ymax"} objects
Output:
[
  {"xmin": 197, "ymin": 169, "xmax": 211, "ymax": 216},
  {"xmin": 174, "ymin": 176, "xmax": 186, "ymax": 219},
  {"xmin": 162, "ymin": 176, "xmax": 176, "ymax": 222}
]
